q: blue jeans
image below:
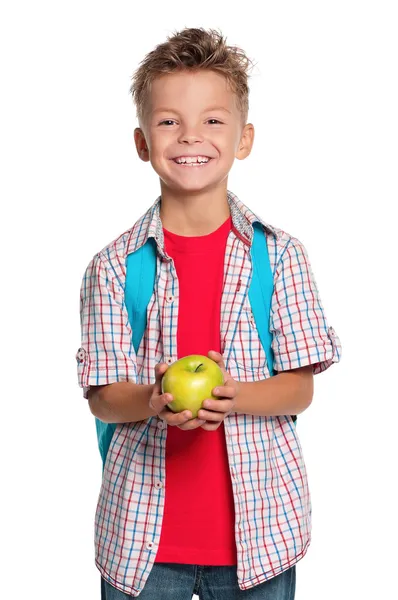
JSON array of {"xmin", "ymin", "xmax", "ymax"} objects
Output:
[{"xmin": 101, "ymin": 563, "xmax": 296, "ymax": 599}]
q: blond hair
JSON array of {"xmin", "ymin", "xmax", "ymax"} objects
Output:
[{"xmin": 130, "ymin": 27, "xmax": 255, "ymax": 127}]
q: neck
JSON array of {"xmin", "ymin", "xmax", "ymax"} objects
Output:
[{"xmin": 159, "ymin": 183, "xmax": 231, "ymax": 236}]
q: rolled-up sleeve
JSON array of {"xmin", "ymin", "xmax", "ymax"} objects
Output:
[
  {"xmin": 76, "ymin": 252, "xmax": 137, "ymax": 399},
  {"xmin": 270, "ymin": 237, "xmax": 342, "ymax": 375}
]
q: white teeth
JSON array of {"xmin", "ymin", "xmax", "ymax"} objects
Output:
[{"xmin": 175, "ymin": 155, "xmax": 210, "ymax": 164}]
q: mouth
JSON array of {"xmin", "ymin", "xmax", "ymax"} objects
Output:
[{"xmin": 170, "ymin": 156, "xmax": 215, "ymax": 168}]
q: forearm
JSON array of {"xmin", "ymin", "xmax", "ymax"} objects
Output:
[
  {"xmin": 234, "ymin": 368, "xmax": 313, "ymax": 417},
  {"xmin": 88, "ymin": 382, "xmax": 157, "ymax": 424}
]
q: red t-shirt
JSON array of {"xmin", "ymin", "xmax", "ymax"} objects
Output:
[{"xmin": 154, "ymin": 215, "xmax": 237, "ymax": 566}]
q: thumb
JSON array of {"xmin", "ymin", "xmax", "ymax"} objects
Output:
[
  {"xmin": 153, "ymin": 362, "xmax": 168, "ymax": 392},
  {"xmin": 208, "ymin": 350, "xmax": 227, "ymax": 375}
]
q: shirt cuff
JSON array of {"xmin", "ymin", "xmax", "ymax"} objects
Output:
[
  {"xmin": 76, "ymin": 347, "xmax": 137, "ymax": 397},
  {"xmin": 274, "ymin": 326, "xmax": 342, "ymax": 374}
]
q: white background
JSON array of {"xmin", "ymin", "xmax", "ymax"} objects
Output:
[{"xmin": 1, "ymin": 1, "xmax": 397, "ymax": 598}]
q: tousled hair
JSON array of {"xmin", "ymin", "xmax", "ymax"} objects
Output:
[{"xmin": 130, "ymin": 27, "xmax": 255, "ymax": 127}]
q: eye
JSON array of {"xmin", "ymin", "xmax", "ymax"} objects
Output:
[
  {"xmin": 159, "ymin": 120, "xmax": 176, "ymax": 126},
  {"xmin": 207, "ymin": 119, "xmax": 222, "ymax": 125}
]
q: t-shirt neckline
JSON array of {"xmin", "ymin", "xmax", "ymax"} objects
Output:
[{"xmin": 163, "ymin": 216, "xmax": 232, "ymax": 252}]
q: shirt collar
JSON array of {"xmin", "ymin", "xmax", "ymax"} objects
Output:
[{"xmin": 125, "ymin": 190, "xmax": 279, "ymax": 258}]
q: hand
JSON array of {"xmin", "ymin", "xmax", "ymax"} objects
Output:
[
  {"xmin": 149, "ymin": 363, "xmax": 207, "ymax": 430},
  {"xmin": 197, "ymin": 350, "xmax": 240, "ymax": 431}
]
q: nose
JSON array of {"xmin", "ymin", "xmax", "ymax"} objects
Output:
[{"xmin": 178, "ymin": 126, "xmax": 203, "ymax": 145}]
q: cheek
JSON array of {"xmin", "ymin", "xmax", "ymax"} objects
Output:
[
  {"xmin": 216, "ymin": 131, "xmax": 240, "ymax": 154},
  {"xmin": 147, "ymin": 130, "xmax": 168, "ymax": 151},
  {"xmin": 148, "ymin": 142, "xmax": 169, "ymax": 166}
]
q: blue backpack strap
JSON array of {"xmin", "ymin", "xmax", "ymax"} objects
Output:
[
  {"xmin": 249, "ymin": 222, "xmax": 297, "ymax": 423},
  {"xmin": 95, "ymin": 237, "xmax": 157, "ymax": 469},
  {"xmin": 125, "ymin": 237, "xmax": 157, "ymax": 353}
]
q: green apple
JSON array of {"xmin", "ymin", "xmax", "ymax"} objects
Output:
[{"xmin": 161, "ymin": 354, "xmax": 224, "ymax": 419}]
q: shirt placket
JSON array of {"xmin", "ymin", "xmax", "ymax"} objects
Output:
[
  {"xmin": 219, "ymin": 239, "xmax": 254, "ymax": 562},
  {"xmin": 221, "ymin": 242, "xmax": 253, "ymax": 369},
  {"xmin": 157, "ymin": 254, "xmax": 179, "ymax": 366}
]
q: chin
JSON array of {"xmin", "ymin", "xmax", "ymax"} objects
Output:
[
  {"xmin": 160, "ymin": 172, "xmax": 229, "ymax": 193},
  {"xmin": 160, "ymin": 177, "xmax": 217, "ymax": 194}
]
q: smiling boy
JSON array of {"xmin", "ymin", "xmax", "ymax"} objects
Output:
[
  {"xmin": 135, "ymin": 67, "xmax": 251, "ymax": 238},
  {"xmin": 77, "ymin": 27, "xmax": 341, "ymax": 600}
]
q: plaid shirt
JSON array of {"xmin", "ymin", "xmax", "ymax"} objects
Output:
[{"xmin": 77, "ymin": 190, "xmax": 341, "ymax": 596}]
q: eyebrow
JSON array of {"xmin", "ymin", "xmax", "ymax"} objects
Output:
[{"xmin": 153, "ymin": 106, "xmax": 232, "ymax": 115}]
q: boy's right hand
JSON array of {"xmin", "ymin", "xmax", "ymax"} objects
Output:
[{"xmin": 149, "ymin": 363, "xmax": 206, "ymax": 430}]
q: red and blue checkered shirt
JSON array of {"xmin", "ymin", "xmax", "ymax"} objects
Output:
[{"xmin": 77, "ymin": 190, "xmax": 341, "ymax": 596}]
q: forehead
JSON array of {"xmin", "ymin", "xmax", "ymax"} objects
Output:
[{"xmin": 148, "ymin": 70, "xmax": 238, "ymax": 113}]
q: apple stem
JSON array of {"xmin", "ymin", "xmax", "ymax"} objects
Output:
[{"xmin": 195, "ymin": 364, "xmax": 203, "ymax": 373}]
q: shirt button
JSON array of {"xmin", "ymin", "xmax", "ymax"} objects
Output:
[
  {"xmin": 155, "ymin": 481, "xmax": 163, "ymax": 489},
  {"xmin": 157, "ymin": 420, "xmax": 166, "ymax": 429},
  {"xmin": 166, "ymin": 358, "xmax": 173, "ymax": 364},
  {"xmin": 76, "ymin": 348, "xmax": 86, "ymax": 363},
  {"xmin": 166, "ymin": 295, "xmax": 174, "ymax": 303},
  {"xmin": 146, "ymin": 541, "xmax": 154, "ymax": 550}
]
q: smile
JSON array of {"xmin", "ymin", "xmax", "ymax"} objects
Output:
[{"xmin": 171, "ymin": 157, "xmax": 214, "ymax": 167}]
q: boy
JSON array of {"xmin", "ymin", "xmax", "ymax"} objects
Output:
[{"xmin": 77, "ymin": 27, "xmax": 341, "ymax": 600}]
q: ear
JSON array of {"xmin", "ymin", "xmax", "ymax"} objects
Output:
[
  {"xmin": 235, "ymin": 123, "xmax": 255, "ymax": 160},
  {"xmin": 134, "ymin": 128, "xmax": 150, "ymax": 162}
]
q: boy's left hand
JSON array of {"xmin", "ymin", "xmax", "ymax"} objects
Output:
[{"xmin": 197, "ymin": 350, "xmax": 239, "ymax": 431}]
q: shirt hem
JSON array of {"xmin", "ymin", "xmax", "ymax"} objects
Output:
[
  {"xmin": 238, "ymin": 536, "xmax": 311, "ymax": 591},
  {"xmin": 96, "ymin": 559, "xmax": 142, "ymax": 598},
  {"xmin": 95, "ymin": 537, "xmax": 311, "ymax": 596}
]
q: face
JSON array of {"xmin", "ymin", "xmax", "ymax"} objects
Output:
[{"xmin": 134, "ymin": 70, "xmax": 254, "ymax": 194}]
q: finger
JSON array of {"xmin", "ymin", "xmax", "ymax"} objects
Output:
[
  {"xmin": 207, "ymin": 350, "xmax": 227, "ymax": 373},
  {"xmin": 211, "ymin": 385, "xmax": 236, "ymax": 399},
  {"xmin": 153, "ymin": 363, "xmax": 168, "ymax": 392},
  {"xmin": 177, "ymin": 417, "xmax": 207, "ymax": 431},
  {"xmin": 197, "ymin": 408, "xmax": 226, "ymax": 422},
  {"xmin": 150, "ymin": 391, "xmax": 172, "ymax": 413},
  {"xmin": 155, "ymin": 362, "xmax": 168, "ymax": 381},
  {"xmin": 201, "ymin": 399, "xmax": 235, "ymax": 413},
  {"xmin": 158, "ymin": 405, "xmax": 195, "ymax": 427}
]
